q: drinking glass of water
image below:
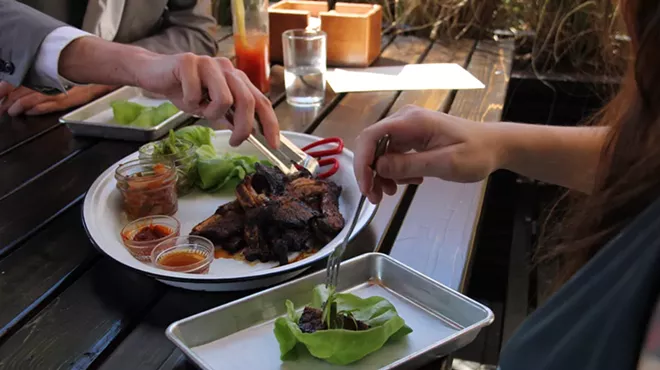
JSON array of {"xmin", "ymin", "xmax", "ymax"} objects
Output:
[{"xmin": 282, "ymin": 29, "xmax": 326, "ymax": 106}]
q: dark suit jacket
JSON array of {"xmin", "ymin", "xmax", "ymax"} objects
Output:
[{"xmin": 0, "ymin": 0, "xmax": 218, "ymax": 90}]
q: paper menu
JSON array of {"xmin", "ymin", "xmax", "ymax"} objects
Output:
[{"xmin": 325, "ymin": 63, "xmax": 485, "ymax": 93}]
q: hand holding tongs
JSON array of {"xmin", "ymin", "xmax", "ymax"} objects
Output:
[
  {"xmin": 324, "ymin": 134, "xmax": 391, "ymax": 295},
  {"xmin": 224, "ymin": 106, "xmax": 320, "ymax": 175}
]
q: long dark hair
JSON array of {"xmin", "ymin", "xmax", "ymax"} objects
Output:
[{"xmin": 540, "ymin": 0, "xmax": 660, "ymax": 290}]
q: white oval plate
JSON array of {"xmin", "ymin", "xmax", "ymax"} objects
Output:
[{"xmin": 83, "ymin": 131, "xmax": 377, "ymax": 291}]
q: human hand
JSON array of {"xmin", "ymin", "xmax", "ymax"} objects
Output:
[
  {"xmin": 134, "ymin": 53, "xmax": 279, "ymax": 148},
  {"xmin": 0, "ymin": 82, "xmax": 115, "ymax": 116},
  {"xmin": 354, "ymin": 105, "xmax": 503, "ymax": 203}
]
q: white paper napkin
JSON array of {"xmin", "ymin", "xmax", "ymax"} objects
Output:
[{"xmin": 325, "ymin": 63, "xmax": 485, "ymax": 93}]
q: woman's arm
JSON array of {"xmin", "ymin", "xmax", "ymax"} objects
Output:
[
  {"xmin": 497, "ymin": 122, "xmax": 608, "ymax": 193},
  {"xmin": 131, "ymin": 0, "xmax": 218, "ymax": 56},
  {"xmin": 353, "ymin": 106, "xmax": 608, "ymax": 203}
]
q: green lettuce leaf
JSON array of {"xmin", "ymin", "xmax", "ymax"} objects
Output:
[
  {"xmin": 152, "ymin": 102, "xmax": 179, "ymax": 124},
  {"xmin": 111, "ymin": 100, "xmax": 145, "ymax": 124},
  {"xmin": 195, "ymin": 144, "xmax": 217, "ymax": 160},
  {"xmin": 195, "ymin": 145, "xmax": 265, "ymax": 192},
  {"xmin": 130, "ymin": 108, "xmax": 157, "ymax": 127},
  {"xmin": 111, "ymin": 100, "xmax": 179, "ymax": 127},
  {"xmin": 174, "ymin": 125, "xmax": 214, "ymax": 147},
  {"xmin": 273, "ymin": 285, "xmax": 412, "ymax": 365}
]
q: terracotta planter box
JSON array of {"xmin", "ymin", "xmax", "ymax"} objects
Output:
[{"xmin": 268, "ymin": 0, "xmax": 382, "ymax": 67}]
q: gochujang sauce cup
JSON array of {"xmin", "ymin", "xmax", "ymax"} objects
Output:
[{"xmin": 120, "ymin": 215, "xmax": 181, "ymax": 262}]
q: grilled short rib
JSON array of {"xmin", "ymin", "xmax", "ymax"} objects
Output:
[
  {"xmin": 191, "ymin": 163, "xmax": 345, "ymax": 265},
  {"xmin": 297, "ymin": 306, "xmax": 370, "ymax": 333}
]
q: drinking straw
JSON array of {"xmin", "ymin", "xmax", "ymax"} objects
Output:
[{"xmin": 232, "ymin": 0, "xmax": 248, "ymax": 46}]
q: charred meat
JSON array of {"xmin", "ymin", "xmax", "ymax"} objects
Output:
[
  {"xmin": 190, "ymin": 201, "xmax": 244, "ymax": 242},
  {"xmin": 298, "ymin": 307, "xmax": 327, "ymax": 333},
  {"xmin": 191, "ymin": 163, "xmax": 345, "ymax": 265},
  {"xmin": 297, "ymin": 306, "xmax": 370, "ymax": 334},
  {"xmin": 267, "ymin": 196, "xmax": 320, "ymax": 228}
]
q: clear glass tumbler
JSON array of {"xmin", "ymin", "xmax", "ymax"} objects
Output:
[{"xmin": 282, "ymin": 29, "xmax": 327, "ymax": 106}]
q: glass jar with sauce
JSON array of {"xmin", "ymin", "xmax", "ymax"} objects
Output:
[
  {"xmin": 151, "ymin": 235, "xmax": 214, "ymax": 274},
  {"xmin": 115, "ymin": 159, "xmax": 178, "ymax": 220},
  {"xmin": 138, "ymin": 139, "xmax": 197, "ymax": 196},
  {"xmin": 231, "ymin": 0, "xmax": 270, "ymax": 93},
  {"xmin": 121, "ymin": 215, "xmax": 180, "ymax": 262}
]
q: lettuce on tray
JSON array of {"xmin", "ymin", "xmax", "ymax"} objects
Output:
[
  {"xmin": 111, "ymin": 100, "xmax": 144, "ymax": 124},
  {"xmin": 273, "ymin": 284, "xmax": 412, "ymax": 365},
  {"xmin": 111, "ymin": 100, "xmax": 179, "ymax": 127}
]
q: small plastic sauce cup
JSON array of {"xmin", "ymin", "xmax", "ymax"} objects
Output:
[
  {"xmin": 120, "ymin": 215, "xmax": 180, "ymax": 262},
  {"xmin": 151, "ymin": 235, "xmax": 214, "ymax": 274}
]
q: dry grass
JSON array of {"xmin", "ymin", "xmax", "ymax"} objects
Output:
[
  {"xmin": 496, "ymin": 0, "xmax": 628, "ymax": 75},
  {"xmin": 343, "ymin": 0, "xmax": 629, "ymax": 75}
]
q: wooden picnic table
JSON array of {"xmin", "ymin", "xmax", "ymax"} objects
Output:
[{"xmin": 0, "ymin": 30, "xmax": 512, "ymax": 369}]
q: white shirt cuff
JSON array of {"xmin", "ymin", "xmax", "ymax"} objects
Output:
[{"xmin": 33, "ymin": 26, "xmax": 93, "ymax": 92}]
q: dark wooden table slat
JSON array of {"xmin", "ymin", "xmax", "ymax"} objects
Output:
[
  {"xmin": 0, "ymin": 204, "xmax": 98, "ymax": 340},
  {"xmin": 0, "ymin": 125, "xmax": 96, "ymax": 200},
  {"xmin": 98, "ymin": 289, "xmax": 246, "ymax": 370},
  {"xmin": 0, "ymin": 258, "xmax": 164, "ymax": 370},
  {"xmin": 0, "ymin": 113, "xmax": 64, "ymax": 154},
  {"xmin": 0, "ymin": 140, "xmax": 139, "ymax": 258}
]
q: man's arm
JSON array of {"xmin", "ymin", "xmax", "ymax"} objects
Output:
[
  {"xmin": 56, "ymin": 36, "xmax": 281, "ymax": 148},
  {"xmin": 0, "ymin": 1, "xmax": 68, "ymax": 90},
  {"xmin": 57, "ymin": 36, "xmax": 151, "ymax": 87},
  {"xmin": 131, "ymin": 0, "xmax": 218, "ymax": 56}
]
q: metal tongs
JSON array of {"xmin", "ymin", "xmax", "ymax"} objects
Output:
[
  {"xmin": 225, "ymin": 107, "xmax": 319, "ymax": 175},
  {"xmin": 324, "ymin": 134, "xmax": 391, "ymax": 298}
]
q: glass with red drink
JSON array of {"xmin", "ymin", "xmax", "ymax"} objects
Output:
[{"xmin": 231, "ymin": 0, "xmax": 270, "ymax": 94}]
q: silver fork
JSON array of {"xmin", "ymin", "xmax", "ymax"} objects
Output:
[{"xmin": 325, "ymin": 134, "xmax": 391, "ymax": 294}]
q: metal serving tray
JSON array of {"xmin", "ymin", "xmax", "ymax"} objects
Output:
[
  {"xmin": 166, "ymin": 253, "xmax": 494, "ymax": 370},
  {"xmin": 59, "ymin": 86, "xmax": 191, "ymax": 141}
]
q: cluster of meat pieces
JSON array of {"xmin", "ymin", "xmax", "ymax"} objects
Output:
[
  {"xmin": 298, "ymin": 306, "xmax": 370, "ymax": 333},
  {"xmin": 191, "ymin": 163, "xmax": 345, "ymax": 265}
]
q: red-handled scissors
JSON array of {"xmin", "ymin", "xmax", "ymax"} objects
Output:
[{"xmin": 296, "ymin": 137, "xmax": 344, "ymax": 179}]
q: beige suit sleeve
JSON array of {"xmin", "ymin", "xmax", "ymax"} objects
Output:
[{"xmin": 131, "ymin": 0, "xmax": 218, "ymax": 57}]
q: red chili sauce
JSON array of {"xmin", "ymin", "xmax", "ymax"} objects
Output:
[{"xmin": 132, "ymin": 224, "xmax": 172, "ymax": 242}]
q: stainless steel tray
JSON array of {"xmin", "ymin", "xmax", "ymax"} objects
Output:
[
  {"xmin": 166, "ymin": 253, "xmax": 494, "ymax": 370},
  {"xmin": 59, "ymin": 86, "xmax": 191, "ymax": 141}
]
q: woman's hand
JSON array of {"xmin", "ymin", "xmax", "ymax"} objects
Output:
[
  {"xmin": 0, "ymin": 83, "xmax": 115, "ymax": 116},
  {"xmin": 354, "ymin": 105, "xmax": 504, "ymax": 204}
]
